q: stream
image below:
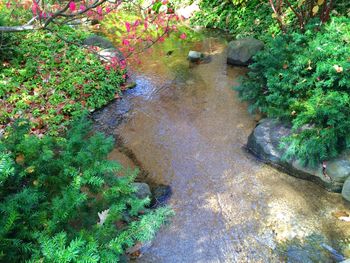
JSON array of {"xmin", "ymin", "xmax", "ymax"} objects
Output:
[{"xmin": 93, "ymin": 31, "xmax": 350, "ymax": 262}]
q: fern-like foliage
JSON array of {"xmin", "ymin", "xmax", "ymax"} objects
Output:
[{"xmin": 0, "ymin": 118, "xmax": 173, "ymax": 262}]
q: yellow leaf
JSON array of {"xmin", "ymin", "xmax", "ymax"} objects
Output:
[
  {"xmin": 26, "ymin": 166, "xmax": 35, "ymax": 174},
  {"xmin": 317, "ymin": 0, "xmax": 324, "ymax": 5},
  {"xmin": 16, "ymin": 154, "xmax": 25, "ymax": 165},
  {"xmin": 312, "ymin": 5, "xmax": 319, "ymax": 15}
]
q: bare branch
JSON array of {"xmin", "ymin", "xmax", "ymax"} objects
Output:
[
  {"xmin": 269, "ymin": 0, "xmax": 286, "ymax": 32},
  {"xmin": 284, "ymin": 0, "xmax": 304, "ymax": 30},
  {"xmin": 0, "ymin": 25, "xmax": 36, "ymax": 32},
  {"xmin": 0, "ymin": 16, "xmax": 38, "ymax": 32}
]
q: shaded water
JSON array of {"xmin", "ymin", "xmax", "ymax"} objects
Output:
[{"xmin": 96, "ymin": 31, "xmax": 350, "ymax": 262}]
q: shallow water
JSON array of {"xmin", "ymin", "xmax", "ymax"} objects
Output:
[{"xmin": 97, "ymin": 31, "xmax": 350, "ymax": 262}]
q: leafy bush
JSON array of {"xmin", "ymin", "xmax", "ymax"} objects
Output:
[
  {"xmin": 0, "ymin": 118, "xmax": 173, "ymax": 262},
  {"xmin": 237, "ymin": 16, "xmax": 350, "ymax": 166},
  {"xmin": 191, "ymin": 0, "xmax": 278, "ymax": 38},
  {"xmin": 0, "ymin": 26, "xmax": 125, "ymax": 136}
]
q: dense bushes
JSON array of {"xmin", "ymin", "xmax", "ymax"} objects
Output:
[
  {"xmin": 0, "ymin": 26, "xmax": 125, "ymax": 136},
  {"xmin": 0, "ymin": 118, "xmax": 172, "ymax": 262},
  {"xmin": 191, "ymin": 0, "xmax": 278, "ymax": 38},
  {"xmin": 237, "ymin": 17, "xmax": 350, "ymax": 166}
]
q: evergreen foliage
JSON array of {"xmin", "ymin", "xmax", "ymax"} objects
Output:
[
  {"xmin": 0, "ymin": 118, "xmax": 173, "ymax": 262},
  {"xmin": 236, "ymin": 17, "xmax": 350, "ymax": 166}
]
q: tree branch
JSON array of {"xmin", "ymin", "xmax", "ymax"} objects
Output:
[
  {"xmin": 0, "ymin": 16, "xmax": 38, "ymax": 32},
  {"xmin": 269, "ymin": 0, "xmax": 286, "ymax": 33},
  {"xmin": 0, "ymin": 25, "xmax": 36, "ymax": 32},
  {"xmin": 284, "ymin": 0, "xmax": 304, "ymax": 30}
]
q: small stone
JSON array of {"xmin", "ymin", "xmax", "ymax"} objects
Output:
[
  {"xmin": 126, "ymin": 241, "xmax": 152, "ymax": 259},
  {"xmin": 152, "ymin": 184, "xmax": 172, "ymax": 207},
  {"xmin": 125, "ymin": 82, "xmax": 137, "ymax": 89},
  {"xmin": 188, "ymin": 51, "xmax": 203, "ymax": 62},
  {"xmin": 133, "ymin": 182, "xmax": 151, "ymax": 200}
]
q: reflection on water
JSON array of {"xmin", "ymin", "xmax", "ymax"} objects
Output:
[{"xmin": 102, "ymin": 31, "xmax": 350, "ymax": 262}]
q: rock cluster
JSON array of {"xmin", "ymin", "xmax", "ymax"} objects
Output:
[{"xmin": 247, "ymin": 118, "xmax": 350, "ymax": 200}]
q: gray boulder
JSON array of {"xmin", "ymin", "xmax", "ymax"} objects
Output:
[
  {"xmin": 341, "ymin": 177, "xmax": 350, "ymax": 201},
  {"xmin": 83, "ymin": 35, "xmax": 115, "ymax": 49},
  {"xmin": 133, "ymin": 182, "xmax": 151, "ymax": 200},
  {"xmin": 247, "ymin": 118, "xmax": 345, "ymax": 193},
  {"xmin": 188, "ymin": 50, "xmax": 203, "ymax": 62},
  {"xmin": 83, "ymin": 35, "xmax": 125, "ymax": 62},
  {"xmin": 98, "ymin": 48, "xmax": 124, "ymax": 63},
  {"xmin": 227, "ymin": 38, "xmax": 264, "ymax": 66},
  {"xmin": 327, "ymin": 152, "xmax": 350, "ymax": 183}
]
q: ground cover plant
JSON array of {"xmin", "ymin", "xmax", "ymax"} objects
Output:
[{"xmin": 0, "ymin": 26, "xmax": 125, "ymax": 136}]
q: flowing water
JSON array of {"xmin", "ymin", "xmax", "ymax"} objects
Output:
[{"xmin": 94, "ymin": 31, "xmax": 350, "ymax": 262}]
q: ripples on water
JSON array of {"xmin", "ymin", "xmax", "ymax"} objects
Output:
[{"xmin": 97, "ymin": 30, "xmax": 350, "ymax": 262}]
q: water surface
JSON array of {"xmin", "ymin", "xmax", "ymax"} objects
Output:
[{"xmin": 98, "ymin": 31, "xmax": 350, "ymax": 262}]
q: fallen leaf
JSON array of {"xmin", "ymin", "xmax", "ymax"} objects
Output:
[
  {"xmin": 97, "ymin": 209, "xmax": 110, "ymax": 226},
  {"xmin": 332, "ymin": 210, "xmax": 349, "ymax": 218},
  {"xmin": 16, "ymin": 154, "xmax": 25, "ymax": 165}
]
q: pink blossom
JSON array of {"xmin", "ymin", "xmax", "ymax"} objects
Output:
[
  {"xmin": 105, "ymin": 7, "xmax": 111, "ymax": 13},
  {"xmin": 96, "ymin": 6, "xmax": 102, "ymax": 15},
  {"xmin": 180, "ymin": 33, "xmax": 187, "ymax": 40},
  {"xmin": 69, "ymin": 1, "xmax": 76, "ymax": 12},
  {"xmin": 134, "ymin": 19, "xmax": 140, "ymax": 27},
  {"xmin": 125, "ymin": 22, "xmax": 131, "ymax": 32},
  {"xmin": 32, "ymin": 1, "xmax": 39, "ymax": 15},
  {"xmin": 122, "ymin": 39, "xmax": 130, "ymax": 46},
  {"xmin": 79, "ymin": 4, "xmax": 86, "ymax": 11}
]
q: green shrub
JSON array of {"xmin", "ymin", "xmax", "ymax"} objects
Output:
[
  {"xmin": 237, "ymin": 16, "xmax": 350, "ymax": 166},
  {"xmin": 191, "ymin": 0, "xmax": 279, "ymax": 38},
  {"xmin": 0, "ymin": 26, "xmax": 125, "ymax": 136},
  {"xmin": 0, "ymin": 118, "xmax": 173, "ymax": 262}
]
